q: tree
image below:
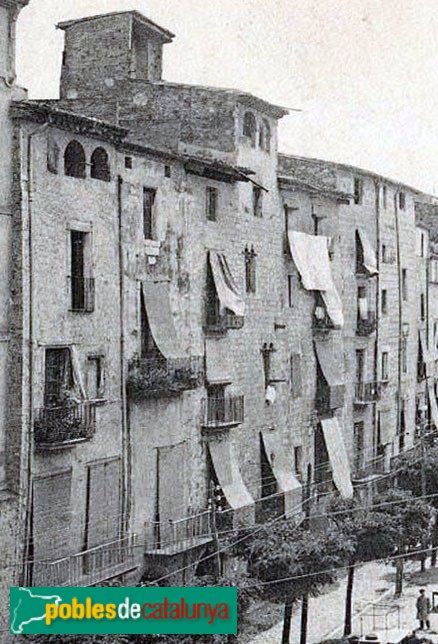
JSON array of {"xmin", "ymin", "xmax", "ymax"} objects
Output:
[
  {"xmin": 247, "ymin": 522, "xmax": 354, "ymax": 644},
  {"xmin": 328, "ymin": 497, "xmax": 400, "ymax": 636},
  {"xmin": 397, "ymin": 445, "xmax": 438, "ymax": 565},
  {"xmin": 377, "ymin": 488, "xmax": 432, "ymax": 595}
]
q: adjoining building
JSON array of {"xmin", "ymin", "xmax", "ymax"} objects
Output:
[{"xmin": 0, "ymin": 4, "xmax": 437, "ymax": 628}]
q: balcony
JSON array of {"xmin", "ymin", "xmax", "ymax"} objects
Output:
[
  {"xmin": 357, "ymin": 312, "xmax": 377, "ymax": 337},
  {"xmin": 353, "ymin": 455, "xmax": 385, "ymax": 480},
  {"xmin": 201, "ymin": 394, "xmax": 244, "ymax": 431},
  {"xmin": 30, "ymin": 535, "xmax": 136, "ymax": 587},
  {"xmin": 144, "ymin": 511, "xmax": 213, "ymax": 555},
  {"xmin": 34, "ymin": 402, "xmax": 96, "ymax": 449},
  {"xmin": 354, "ymin": 381, "xmax": 382, "ymax": 406},
  {"xmin": 313, "ymin": 308, "xmax": 335, "ymax": 333},
  {"xmin": 127, "ymin": 355, "xmax": 203, "ymax": 400},
  {"xmin": 70, "ymin": 276, "xmax": 95, "ymax": 313},
  {"xmin": 205, "ymin": 311, "xmax": 244, "ymax": 334}
]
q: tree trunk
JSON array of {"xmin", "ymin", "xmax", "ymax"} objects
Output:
[
  {"xmin": 282, "ymin": 597, "xmax": 293, "ymax": 644},
  {"xmin": 420, "ymin": 557, "xmax": 426, "ymax": 573},
  {"xmin": 344, "ymin": 563, "xmax": 355, "ymax": 636},
  {"xmin": 300, "ymin": 595, "xmax": 309, "ymax": 644},
  {"xmin": 395, "ymin": 558, "xmax": 404, "ymax": 596}
]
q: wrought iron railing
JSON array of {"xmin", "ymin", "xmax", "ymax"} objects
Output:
[
  {"xmin": 356, "ymin": 312, "xmax": 377, "ymax": 336},
  {"xmin": 30, "ymin": 535, "xmax": 136, "ymax": 587},
  {"xmin": 201, "ymin": 395, "xmax": 244, "ymax": 429},
  {"xmin": 145, "ymin": 511, "xmax": 212, "ymax": 554},
  {"xmin": 205, "ymin": 310, "xmax": 245, "ymax": 333},
  {"xmin": 127, "ymin": 355, "xmax": 203, "ymax": 400},
  {"xmin": 34, "ymin": 402, "xmax": 96, "ymax": 447},
  {"xmin": 70, "ymin": 276, "xmax": 95, "ymax": 313},
  {"xmin": 313, "ymin": 309, "xmax": 335, "ymax": 332},
  {"xmin": 354, "ymin": 381, "xmax": 382, "ymax": 404}
]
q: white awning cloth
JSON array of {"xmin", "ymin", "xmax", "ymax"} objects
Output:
[
  {"xmin": 141, "ymin": 281, "xmax": 186, "ymax": 360},
  {"xmin": 205, "ymin": 338, "xmax": 232, "ymax": 384},
  {"xmin": 314, "ymin": 339, "xmax": 345, "ymax": 410},
  {"xmin": 261, "ymin": 431, "xmax": 302, "ymax": 517},
  {"xmin": 357, "ymin": 229, "xmax": 378, "ymax": 276},
  {"xmin": 428, "ymin": 380, "xmax": 438, "ymax": 429},
  {"xmin": 358, "ymin": 297, "xmax": 369, "ymax": 321},
  {"xmin": 287, "ymin": 231, "xmax": 344, "ymax": 327},
  {"xmin": 209, "ymin": 252, "xmax": 245, "ymax": 317},
  {"xmin": 208, "ymin": 440, "xmax": 254, "ymax": 528},
  {"xmin": 320, "ymin": 417, "xmax": 354, "ymax": 499}
]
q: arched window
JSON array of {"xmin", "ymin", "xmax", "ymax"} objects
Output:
[
  {"xmin": 64, "ymin": 141, "xmax": 86, "ymax": 178},
  {"xmin": 243, "ymin": 112, "xmax": 257, "ymax": 147},
  {"xmin": 263, "ymin": 118, "xmax": 271, "ymax": 152},
  {"xmin": 90, "ymin": 147, "xmax": 111, "ymax": 182}
]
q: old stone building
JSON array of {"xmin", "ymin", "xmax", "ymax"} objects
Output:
[{"xmin": 1, "ymin": 2, "xmax": 438, "ymax": 632}]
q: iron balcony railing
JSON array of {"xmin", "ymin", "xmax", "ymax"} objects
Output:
[
  {"xmin": 127, "ymin": 355, "xmax": 203, "ymax": 400},
  {"xmin": 70, "ymin": 276, "xmax": 95, "ymax": 313},
  {"xmin": 205, "ymin": 309, "xmax": 245, "ymax": 333},
  {"xmin": 312, "ymin": 308, "xmax": 335, "ymax": 332},
  {"xmin": 145, "ymin": 511, "xmax": 213, "ymax": 555},
  {"xmin": 201, "ymin": 394, "xmax": 245, "ymax": 430},
  {"xmin": 354, "ymin": 381, "xmax": 382, "ymax": 404},
  {"xmin": 30, "ymin": 535, "xmax": 136, "ymax": 587},
  {"xmin": 34, "ymin": 402, "xmax": 96, "ymax": 448},
  {"xmin": 353, "ymin": 454, "xmax": 386, "ymax": 480},
  {"xmin": 357, "ymin": 312, "xmax": 377, "ymax": 336}
]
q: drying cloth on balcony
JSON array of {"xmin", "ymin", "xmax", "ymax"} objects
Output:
[
  {"xmin": 71, "ymin": 345, "xmax": 87, "ymax": 400},
  {"xmin": 261, "ymin": 430, "xmax": 302, "ymax": 518},
  {"xmin": 357, "ymin": 229, "xmax": 378, "ymax": 275},
  {"xmin": 320, "ymin": 417, "xmax": 354, "ymax": 499},
  {"xmin": 142, "ymin": 281, "xmax": 186, "ymax": 360},
  {"xmin": 314, "ymin": 339, "xmax": 345, "ymax": 409},
  {"xmin": 428, "ymin": 379, "xmax": 438, "ymax": 429},
  {"xmin": 358, "ymin": 297, "xmax": 369, "ymax": 321},
  {"xmin": 287, "ymin": 231, "xmax": 344, "ymax": 327},
  {"xmin": 209, "ymin": 251, "xmax": 245, "ymax": 317},
  {"xmin": 265, "ymin": 385, "xmax": 277, "ymax": 405},
  {"xmin": 208, "ymin": 439, "xmax": 254, "ymax": 529},
  {"xmin": 379, "ymin": 409, "xmax": 396, "ymax": 445},
  {"xmin": 205, "ymin": 338, "xmax": 232, "ymax": 384}
]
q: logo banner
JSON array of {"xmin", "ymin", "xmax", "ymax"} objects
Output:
[{"xmin": 10, "ymin": 587, "xmax": 237, "ymax": 635}]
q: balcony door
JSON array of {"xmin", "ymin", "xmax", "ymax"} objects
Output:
[
  {"xmin": 356, "ymin": 349, "xmax": 365, "ymax": 385},
  {"xmin": 44, "ymin": 348, "xmax": 72, "ymax": 408}
]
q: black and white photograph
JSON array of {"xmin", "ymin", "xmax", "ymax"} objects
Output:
[{"xmin": 2, "ymin": 1, "xmax": 438, "ymax": 642}]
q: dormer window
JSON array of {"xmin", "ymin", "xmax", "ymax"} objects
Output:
[{"xmin": 243, "ymin": 112, "xmax": 257, "ymax": 147}]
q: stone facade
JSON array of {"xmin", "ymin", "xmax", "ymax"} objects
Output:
[{"xmin": 0, "ymin": 5, "xmax": 438, "ymax": 633}]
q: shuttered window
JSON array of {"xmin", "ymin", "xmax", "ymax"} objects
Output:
[{"xmin": 85, "ymin": 458, "xmax": 122, "ymax": 551}]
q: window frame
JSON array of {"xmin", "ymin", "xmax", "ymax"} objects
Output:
[
  {"xmin": 143, "ymin": 187, "xmax": 157, "ymax": 240},
  {"xmin": 206, "ymin": 186, "xmax": 218, "ymax": 222}
]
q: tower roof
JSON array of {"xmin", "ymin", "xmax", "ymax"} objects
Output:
[{"xmin": 57, "ymin": 10, "xmax": 175, "ymax": 43}]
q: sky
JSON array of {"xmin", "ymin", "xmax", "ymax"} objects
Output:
[{"xmin": 15, "ymin": 0, "xmax": 438, "ymax": 194}]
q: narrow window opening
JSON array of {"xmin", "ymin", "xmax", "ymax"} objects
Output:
[
  {"xmin": 143, "ymin": 188, "xmax": 156, "ymax": 239},
  {"xmin": 90, "ymin": 147, "xmax": 111, "ymax": 182},
  {"xmin": 206, "ymin": 187, "xmax": 218, "ymax": 221},
  {"xmin": 64, "ymin": 141, "xmax": 86, "ymax": 179}
]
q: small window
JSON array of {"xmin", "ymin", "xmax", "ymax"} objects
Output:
[
  {"xmin": 44, "ymin": 348, "xmax": 73, "ymax": 408},
  {"xmin": 287, "ymin": 275, "xmax": 293, "ymax": 308},
  {"xmin": 382, "ymin": 185, "xmax": 387, "ymax": 210},
  {"xmin": 243, "ymin": 112, "xmax": 257, "ymax": 147},
  {"xmin": 253, "ymin": 187, "xmax": 263, "ymax": 217},
  {"xmin": 381, "ymin": 289, "xmax": 388, "ymax": 315},
  {"xmin": 143, "ymin": 188, "xmax": 156, "ymax": 239},
  {"xmin": 381, "ymin": 244, "xmax": 387, "ymax": 263},
  {"xmin": 420, "ymin": 293, "xmax": 426, "ymax": 321},
  {"xmin": 47, "ymin": 136, "xmax": 60, "ymax": 174},
  {"xmin": 244, "ymin": 246, "xmax": 257, "ymax": 294},
  {"xmin": 125, "ymin": 156, "xmax": 132, "ymax": 169},
  {"xmin": 206, "ymin": 187, "xmax": 218, "ymax": 221},
  {"xmin": 164, "ymin": 165, "xmax": 171, "ymax": 178},
  {"xmin": 402, "ymin": 337, "xmax": 408, "ymax": 374},
  {"xmin": 70, "ymin": 230, "xmax": 94, "ymax": 313},
  {"xmin": 64, "ymin": 141, "xmax": 86, "ymax": 179},
  {"xmin": 402, "ymin": 269, "xmax": 408, "ymax": 301},
  {"xmin": 294, "ymin": 446, "xmax": 303, "ymax": 480},
  {"xmin": 290, "ymin": 353, "xmax": 302, "ymax": 399},
  {"xmin": 399, "ymin": 192, "xmax": 406, "ymax": 210},
  {"xmin": 259, "ymin": 118, "xmax": 271, "ymax": 152},
  {"xmin": 381, "ymin": 351, "xmax": 389, "ymax": 381},
  {"xmin": 90, "ymin": 147, "xmax": 111, "ymax": 182},
  {"xmin": 354, "ymin": 178, "xmax": 363, "ymax": 205}
]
